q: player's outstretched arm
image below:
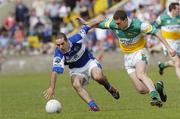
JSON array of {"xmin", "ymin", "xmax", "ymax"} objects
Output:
[
  {"xmin": 76, "ymin": 14, "xmax": 105, "ymax": 28},
  {"xmin": 43, "ymin": 72, "xmax": 58, "ymax": 100},
  {"xmin": 155, "ymin": 31, "xmax": 176, "ymax": 57},
  {"xmin": 141, "ymin": 22, "xmax": 176, "ymax": 57}
]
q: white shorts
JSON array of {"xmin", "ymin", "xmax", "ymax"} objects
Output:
[
  {"xmin": 124, "ymin": 48, "xmax": 149, "ymax": 74},
  {"xmin": 162, "ymin": 39, "xmax": 180, "ymax": 56},
  {"xmin": 69, "ymin": 59, "xmax": 101, "ymax": 85},
  {"xmin": 95, "ymin": 28, "xmax": 107, "ymax": 40}
]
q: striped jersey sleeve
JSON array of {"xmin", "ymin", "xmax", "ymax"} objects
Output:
[
  {"xmin": 52, "ymin": 48, "xmax": 65, "ymax": 74},
  {"xmin": 153, "ymin": 16, "xmax": 162, "ymax": 28},
  {"xmin": 69, "ymin": 25, "xmax": 91, "ymax": 43},
  {"xmin": 99, "ymin": 17, "xmax": 114, "ymax": 29},
  {"xmin": 141, "ymin": 22, "xmax": 158, "ymax": 35}
]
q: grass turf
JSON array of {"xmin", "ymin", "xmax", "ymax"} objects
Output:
[{"xmin": 0, "ymin": 67, "xmax": 180, "ymax": 119}]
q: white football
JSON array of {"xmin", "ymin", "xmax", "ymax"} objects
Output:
[{"xmin": 45, "ymin": 99, "xmax": 62, "ymax": 113}]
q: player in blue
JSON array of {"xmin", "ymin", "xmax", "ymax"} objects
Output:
[{"xmin": 43, "ymin": 24, "xmax": 120, "ymax": 111}]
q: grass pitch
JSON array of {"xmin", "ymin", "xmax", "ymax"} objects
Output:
[{"xmin": 0, "ymin": 67, "xmax": 180, "ymax": 119}]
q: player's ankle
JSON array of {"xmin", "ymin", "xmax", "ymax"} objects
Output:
[
  {"xmin": 88, "ymin": 100, "xmax": 97, "ymax": 108},
  {"xmin": 150, "ymin": 90, "xmax": 159, "ymax": 99}
]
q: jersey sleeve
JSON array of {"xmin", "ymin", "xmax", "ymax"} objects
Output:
[
  {"xmin": 153, "ymin": 16, "xmax": 162, "ymax": 28},
  {"xmin": 69, "ymin": 25, "xmax": 91, "ymax": 43},
  {"xmin": 98, "ymin": 17, "xmax": 114, "ymax": 29},
  {"xmin": 52, "ymin": 48, "xmax": 65, "ymax": 74},
  {"xmin": 140, "ymin": 22, "xmax": 158, "ymax": 35}
]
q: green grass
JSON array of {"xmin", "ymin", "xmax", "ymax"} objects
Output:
[{"xmin": 0, "ymin": 67, "xmax": 180, "ymax": 119}]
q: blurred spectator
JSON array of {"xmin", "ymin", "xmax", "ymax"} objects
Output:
[
  {"xmin": 58, "ymin": 1, "xmax": 70, "ymax": 22},
  {"xmin": 29, "ymin": 9, "xmax": 39, "ymax": 35},
  {"xmin": 0, "ymin": 30, "xmax": 9, "ymax": 54},
  {"xmin": 27, "ymin": 35, "xmax": 40, "ymax": 55},
  {"xmin": 95, "ymin": 28, "xmax": 107, "ymax": 61},
  {"xmin": 123, "ymin": 0, "xmax": 138, "ymax": 12},
  {"xmin": 41, "ymin": 22, "xmax": 53, "ymax": 54},
  {"xmin": 60, "ymin": 21, "xmax": 73, "ymax": 34},
  {"xmin": 65, "ymin": 0, "xmax": 76, "ymax": 11},
  {"xmin": 12, "ymin": 24, "xmax": 26, "ymax": 55},
  {"xmin": 46, "ymin": 0, "xmax": 60, "ymax": 35},
  {"xmin": 78, "ymin": 0, "xmax": 92, "ymax": 20},
  {"xmin": 15, "ymin": 0, "xmax": 29, "ymax": 27},
  {"xmin": 2, "ymin": 0, "xmax": 168, "ymax": 57},
  {"xmin": 14, "ymin": 24, "xmax": 24, "ymax": 44},
  {"xmin": 94, "ymin": 0, "xmax": 108, "ymax": 15},
  {"xmin": 2, "ymin": 12, "xmax": 16, "ymax": 38},
  {"xmin": 32, "ymin": 0, "xmax": 46, "ymax": 17},
  {"xmin": 136, "ymin": 5, "xmax": 151, "ymax": 21}
]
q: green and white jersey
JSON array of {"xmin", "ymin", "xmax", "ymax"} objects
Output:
[
  {"xmin": 99, "ymin": 17, "xmax": 157, "ymax": 53},
  {"xmin": 155, "ymin": 11, "xmax": 180, "ymax": 40}
]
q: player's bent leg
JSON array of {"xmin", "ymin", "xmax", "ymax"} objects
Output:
[
  {"xmin": 135, "ymin": 60, "xmax": 162, "ymax": 107},
  {"xmin": 128, "ymin": 72, "xmax": 149, "ymax": 94},
  {"xmin": 158, "ymin": 62, "xmax": 166, "ymax": 75},
  {"xmin": 71, "ymin": 75, "xmax": 100, "ymax": 111},
  {"xmin": 158, "ymin": 60, "xmax": 174, "ymax": 75},
  {"xmin": 91, "ymin": 67, "xmax": 120, "ymax": 99}
]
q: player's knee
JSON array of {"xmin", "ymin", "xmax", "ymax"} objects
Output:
[
  {"xmin": 93, "ymin": 74, "xmax": 104, "ymax": 82},
  {"xmin": 136, "ymin": 73, "xmax": 146, "ymax": 80},
  {"xmin": 92, "ymin": 71, "xmax": 103, "ymax": 81},
  {"xmin": 72, "ymin": 81, "xmax": 82, "ymax": 90},
  {"xmin": 136, "ymin": 88, "xmax": 148, "ymax": 94}
]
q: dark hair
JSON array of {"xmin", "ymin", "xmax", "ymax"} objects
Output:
[
  {"xmin": 56, "ymin": 32, "xmax": 68, "ymax": 41},
  {"xmin": 113, "ymin": 10, "xmax": 127, "ymax": 21},
  {"xmin": 169, "ymin": 2, "xmax": 179, "ymax": 12}
]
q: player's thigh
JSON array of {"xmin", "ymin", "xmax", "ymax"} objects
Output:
[
  {"xmin": 91, "ymin": 67, "xmax": 103, "ymax": 80},
  {"xmin": 71, "ymin": 75, "xmax": 84, "ymax": 88},
  {"xmin": 135, "ymin": 60, "xmax": 148, "ymax": 76}
]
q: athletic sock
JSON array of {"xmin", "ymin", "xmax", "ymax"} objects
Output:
[
  {"xmin": 155, "ymin": 83, "xmax": 161, "ymax": 92},
  {"xmin": 159, "ymin": 62, "xmax": 168, "ymax": 69},
  {"xmin": 88, "ymin": 100, "xmax": 97, "ymax": 108},
  {"xmin": 150, "ymin": 90, "xmax": 159, "ymax": 99},
  {"xmin": 97, "ymin": 79, "xmax": 111, "ymax": 90}
]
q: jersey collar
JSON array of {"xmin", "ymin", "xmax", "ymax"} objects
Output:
[
  {"xmin": 67, "ymin": 41, "xmax": 72, "ymax": 52},
  {"xmin": 167, "ymin": 11, "xmax": 176, "ymax": 18},
  {"xmin": 124, "ymin": 18, "xmax": 132, "ymax": 30}
]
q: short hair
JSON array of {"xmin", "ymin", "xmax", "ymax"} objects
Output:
[
  {"xmin": 113, "ymin": 10, "xmax": 127, "ymax": 21},
  {"xmin": 169, "ymin": 2, "xmax": 179, "ymax": 12},
  {"xmin": 56, "ymin": 32, "xmax": 68, "ymax": 41}
]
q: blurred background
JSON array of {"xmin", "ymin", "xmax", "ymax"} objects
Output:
[{"xmin": 0, "ymin": 0, "xmax": 178, "ymax": 73}]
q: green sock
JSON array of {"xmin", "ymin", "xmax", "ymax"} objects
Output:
[
  {"xmin": 159, "ymin": 62, "xmax": 168, "ymax": 69},
  {"xmin": 150, "ymin": 90, "xmax": 159, "ymax": 99},
  {"xmin": 155, "ymin": 83, "xmax": 161, "ymax": 92}
]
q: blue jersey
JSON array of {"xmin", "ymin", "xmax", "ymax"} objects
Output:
[{"xmin": 52, "ymin": 25, "xmax": 94, "ymax": 73}]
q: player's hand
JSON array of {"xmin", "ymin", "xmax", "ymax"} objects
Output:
[
  {"xmin": 168, "ymin": 48, "xmax": 176, "ymax": 57},
  {"xmin": 43, "ymin": 87, "xmax": 55, "ymax": 100},
  {"xmin": 76, "ymin": 17, "xmax": 87, "ymax": 25},
  {"xmin": 95, "ymin": 14, "xmax": 106, "ymax": 23}
]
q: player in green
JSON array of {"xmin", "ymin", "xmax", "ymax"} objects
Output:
[
  {"xmin": 154, "ymin": 2, "xmax": 180, "ymax": 80},
  {"xmin": 78, "ymin": 9, "xmax": 176, "ymax": 107}
]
